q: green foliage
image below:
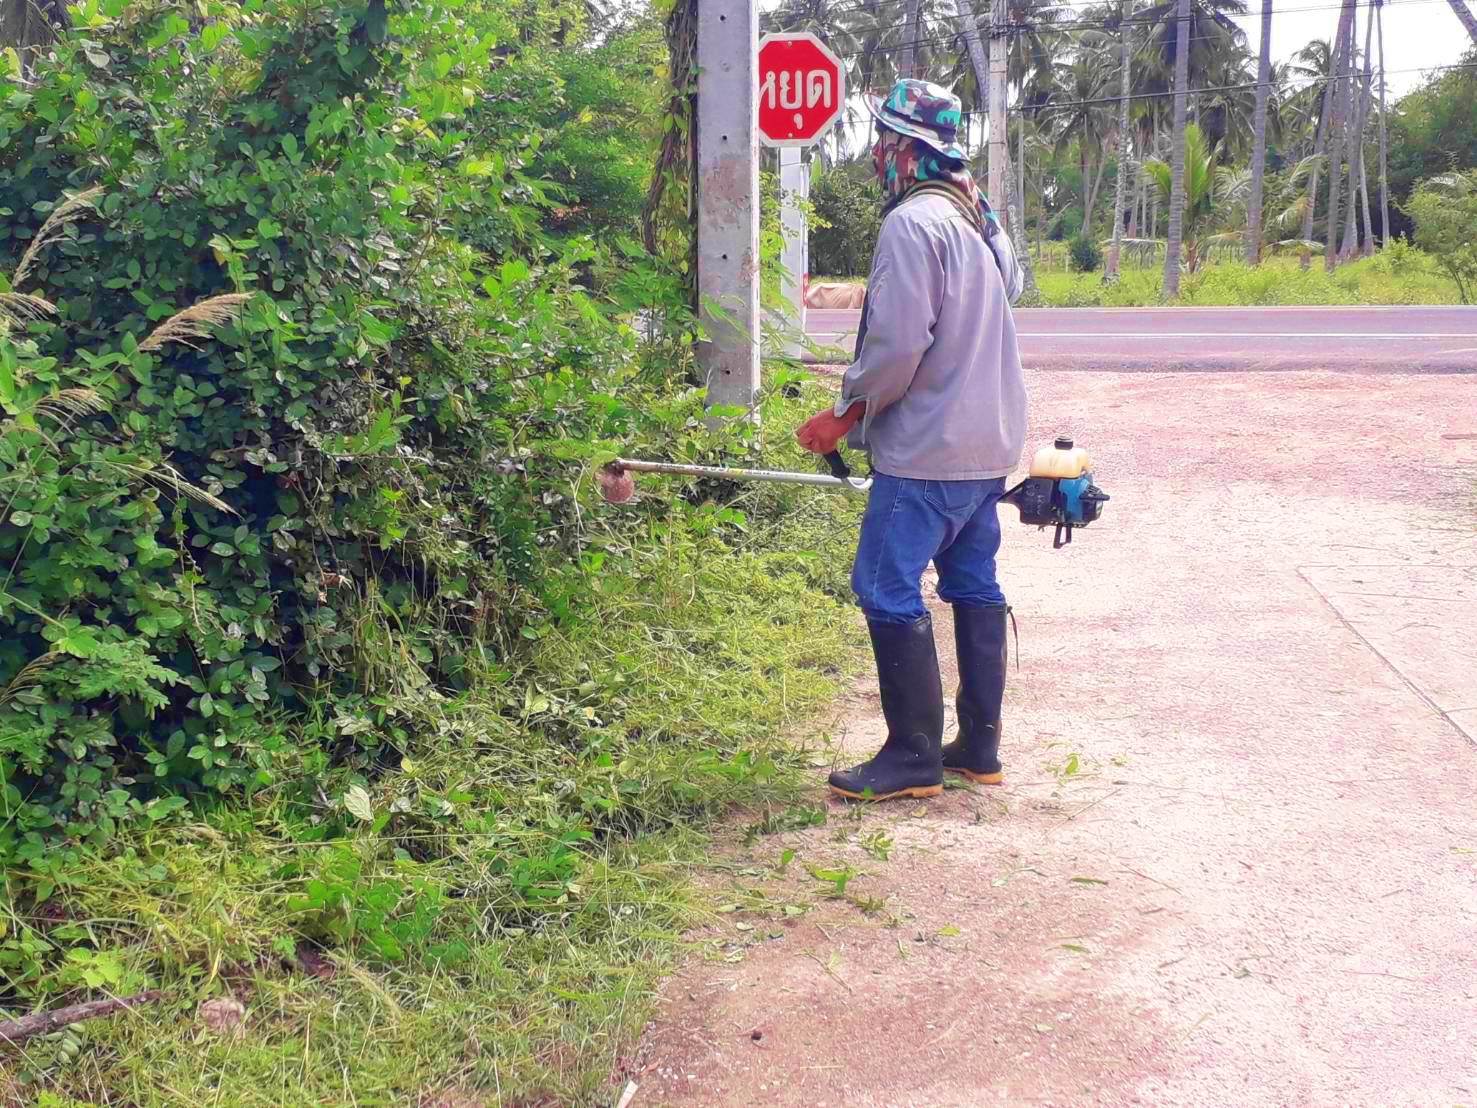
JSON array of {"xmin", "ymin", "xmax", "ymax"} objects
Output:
[
  {"xmin": 0, "ymin": 10, "xmax": 872, "ymax": 1102},
  {"xmin": 0, "ymin": 380, "xmax": 865, "ymax": 1103},
  {"xmin": 1408, "ymin": 172, "xmax": 1477, "ymax": 304},
  {"xmin": 1387, "ymin": 48, "xmax": 1477, "ymax": 231},
  {"xmin": 809, "ymin": 159, "xmax": 883, "ymax": 279},
  {"xmin": 1068, "ymin": 234, "xmax": 1102, "ymax": 273},
  {"xmin": 1035, "ymin": 252, "xmax": 1464, "ymax": 307},
  {"xmin": 0, "ymin": 1, "xmax": 703, "ymax": 864}
]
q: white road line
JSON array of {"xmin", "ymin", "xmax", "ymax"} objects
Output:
[
  {"xmin": 1008, "ymin": 332, "xmax": 1477, "ymax": 339},
  {"xmin": 811, "ymin": 332, "xmax": 1477, "ymax": 340}
]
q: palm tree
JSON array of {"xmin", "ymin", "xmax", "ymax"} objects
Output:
[
  {"xmin": 1294, "ymin": 34, "xmax": 1340, "ymax": 268},
  {"xmin": 1050, "ymin": 43, "xmax": 1114, "ymax": 237},
  {"xmin": 1144, "ymin": 123, "xmax": 1250, "ymax": 271},
  {"xmin": 1346, "ymin": 0, "xmax": 1377, "ymax": 258},
  {"xmin": 1323, "ymin": 0, "xmax": 1357, "ymax": 271},
  {"xmin": 956, "ymin": 0, "xmax": 1041, "ymax": 298},
  {"xmin": 1446, "ymin": 0, "xmax": 1477, "ymax": 45},
  {"xmin": 899, "ymin": 0, "xmax": 924, "ymax": 78},
  {"xmin": 1375, "ymin": 0, "xmax": 1390, "ymax": 244},
  {"xmin": 1106, "ymin": 0, "xmax": 1135, "ymax": 278},
  {"xmin": 1162, "ymin": 0, "xmax": 1192, "ymax": 296},
  {"xmin": 845, "ymin": 0, "xmax": 959, "ymax": 94},
  {"xmin": 1245, "ymin": 0, "xmax": 1273, "ymax": 264}
]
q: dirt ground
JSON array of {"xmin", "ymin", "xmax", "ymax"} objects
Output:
[{"xmin": 625, "ymin": 369, "xmax": 1477, "ymax": 1108}]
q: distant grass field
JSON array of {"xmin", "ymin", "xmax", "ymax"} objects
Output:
[{"xmin": 816, "ymin": 247, "xmax": 1466, "ymax": 308}]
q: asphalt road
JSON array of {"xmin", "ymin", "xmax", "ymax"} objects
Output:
[{"xmin": 806, "ymin": 305, "xmax": 1477, "ymax": 371}]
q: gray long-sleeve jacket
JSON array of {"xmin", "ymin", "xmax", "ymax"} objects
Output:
[{"xmin": 836, "ymin": 192, "xmax": 1027, "ymax": 481}]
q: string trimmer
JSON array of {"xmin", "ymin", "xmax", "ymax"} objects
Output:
[{"xmin": 599, "ymin": 436, "xmax": 1109, "ymax": 549}]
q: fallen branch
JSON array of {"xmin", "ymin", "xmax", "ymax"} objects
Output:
[{"xmin": 0, "ymin": 990, "xmax": 163, "ymax": 1046}]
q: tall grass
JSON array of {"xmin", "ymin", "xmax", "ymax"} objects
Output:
[
  {"xmin": 2, "ymin": 382, "xmax": 867, "ymax": 1106},
  {"xmin": 1035, "ymin": 250, "xmax": 1464, "ymax": 307}
]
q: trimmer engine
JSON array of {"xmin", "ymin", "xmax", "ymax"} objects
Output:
[{"xmin": 1002, "ymin": 437, "xmax": 1110, "ymax": 549}]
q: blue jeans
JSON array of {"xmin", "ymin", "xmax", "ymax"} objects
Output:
[{"xmin": 852, "ymin": 473, "xmax": 1007, "ymax": 624}]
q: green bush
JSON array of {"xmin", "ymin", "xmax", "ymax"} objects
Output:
[
  {"xmin": 0, "ymin": 2, "xmax": 706, "ymax": 866},
  {"xmin": 809, "ymin": 160, "xmax": 882, "ymax": 279},
  {"xmin": 1068, "ymin": 235, "xmax": 1103, "ymax": 273},
  {"xmin": 1408, "ymin": 172, "xmax": 1477, "ymax": 304}
]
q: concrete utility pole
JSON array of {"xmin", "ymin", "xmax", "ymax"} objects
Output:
[
  {"xmin": 778, "ymin": 146, "xmax": 809, "ymax": 358},
  {"xmin": 696, "ymin": 0, "xmax": 761, "ymax": 414},
  {"xmin": 987, "ymin": 0, "xmax": 1008, "ymax": 212},
  {"xmin": 899, "ymin": 0, "xmax": 923, "ymax": 79}
]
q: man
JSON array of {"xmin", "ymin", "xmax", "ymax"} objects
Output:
[{"xmin": 796, "ymin": 79, "xmax": 1026, "ymax": 802}]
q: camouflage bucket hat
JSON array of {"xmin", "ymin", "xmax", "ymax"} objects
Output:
[{"xmin": 863, "ymin": 78, "xmax": 967, "ymax": 161}]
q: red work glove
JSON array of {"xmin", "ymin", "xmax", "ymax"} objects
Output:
[{"xmin": 795, "ymin": 401, "xmax": 865, "ymax": 455}]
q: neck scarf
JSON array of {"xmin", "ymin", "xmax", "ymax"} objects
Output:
[
  {"xmin": 872, "ymin": 127, "xmax": 1024, "ymax": 304},
  {"xmin": 876, "ymin": 128, "xmax": 1002, "ymax": 228}
]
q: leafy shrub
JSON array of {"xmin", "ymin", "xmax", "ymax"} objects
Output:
[
  {"xmin": 809, "ymin": 160, "xmax": 883, "ymax": 279},
  {"xmin": 0, "ymin": 1, "xmax": 696, "ymax": 864},
  {"xmin": 1069, "ymin": 235, "xmax": 1103, "ymax": 273},
  {"xmin": 1408, "ymin": 172, "xmax": 1477, "ymax": 304}
]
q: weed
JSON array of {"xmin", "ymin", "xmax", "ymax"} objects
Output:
[
  {"xmin": 807, "ymin": 863, "xmax": 861, "ymax": 897},
  {"xmin": 743, "ymin": 804, "xmax": 828, "ymax": 844},
  {"xmin": 859, "ymin": 830, "xmax": 893, "ymax": 861}
]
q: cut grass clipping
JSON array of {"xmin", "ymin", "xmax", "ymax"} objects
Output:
[{"xmin": 1, "ymin": 383, "xmax": 867, "ymax": 1106}]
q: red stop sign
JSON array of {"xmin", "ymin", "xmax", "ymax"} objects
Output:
[{"xmin": 757, "ymin": 33, "xmax": 846, "ymax": 148}]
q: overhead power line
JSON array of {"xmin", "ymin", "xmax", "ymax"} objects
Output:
[
  {"xmin": 763, "ymin": 0, "xmax": 1447, "ymax": 26},
  {"xmin": 945, "ymin": 59, "xmax": 1477, "ymax": 115}
]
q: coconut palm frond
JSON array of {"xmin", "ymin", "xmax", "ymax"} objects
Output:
[
  {"xmin": 0, "ymin": 291, "xmax": 57, "ymax": 329},
  {"xmin": 137, "ymin": 293, "xmax": 252, "ymax": 353},
  {"xmin": 1269, "ymin": 194, "xmax": 1312, "ymax": 235},
  {"xmin": 1265, "ymin": 237, "xmax": 1324, "ymax": 256},
  {"xmin": 110, "ymin": 461, "xmax": 237, "ymax": 515},
  {"xmin": 1283, "ymin": 153, "xmax": 1324, "ymax": 189},
  {"xmin": 12, "ymin": 186, "xmax": 104, "ymax": 290}
]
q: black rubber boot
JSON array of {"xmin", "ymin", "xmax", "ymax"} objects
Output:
[
  {"xmin": 829, "ymin": 615, "xmax": 945, "ymax": 801},
  {"xmin": 941, "ymin": 604, "xmax": 1008, "ymax": 785}
]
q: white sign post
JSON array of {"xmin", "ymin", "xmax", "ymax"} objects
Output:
[
  {"xmin": 757, "ymin": 33, "xmax": 845, "ymax": 363},
  {"xmin": 777, "ymin": 147, "xmax": 809, "ymax": 359}
]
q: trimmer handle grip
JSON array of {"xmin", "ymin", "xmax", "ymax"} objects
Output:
[{"xmin": 823, "ymin": 450, "xmax": 852, "ymax": 480}]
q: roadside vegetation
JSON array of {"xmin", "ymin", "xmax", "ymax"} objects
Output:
[
  {"xmin": 0, "ymin": 2, "xmax": 866, "ymax": 1103},
  {"xmin": 1034, "ymin": 247, "xmax": 1466, "ymax": 306}
]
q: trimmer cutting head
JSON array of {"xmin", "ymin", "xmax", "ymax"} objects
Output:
[{"xmin": 597, "ymin": 463, "xmax": 637, "ymax": 504}]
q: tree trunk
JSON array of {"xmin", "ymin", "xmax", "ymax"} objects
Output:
[
  {"xmin": 2, "ymin": 0, "xmax": 70, "ymax": 75},
  {"xmin": 1376, "ymin": 0, "xmax": 1391, "ymax": 245},
  {"xmin": 1163, "ymin": 0, "xmax": 1192, "ymax": 297},
  {"xmin": 1246, "ymin": 0, "xmax": 1273, "ymax": 265},
  {"xmin": 1323, "ymin": 0, "xmax": 1357, "ymax": 272},
  {"xmin": 1339, "ymin": 0, "xmax": 1372, "ymax": 261},
  {"xmin": 1004, "ymin": 150, "xmax": 1039, "ymax": 301},
  {"xmin": 1446, "ymin": 0, "xmax": 1477, "ymax": 44},
  {"xmin": 1302, "ymin": 10, "xmax": 1346, "ymax": 269},
  {"xmin": 1018, "ymin": 105, "xmax": 1027, "ymax": 236},
  {"xmin": 1107, "ymin": 0, "xmax": 1133, "ymax": 278},
  {"xmin": 1083, "ymin": 153, "xmax": 1109, "ymax": 241},
  {"xmin": 1355, "ymin": 0, "xmax": 1377, "ymax": 256},
  {"xmin": 899, "ymin": 0, "xmax": 923, "ymax": 80}
]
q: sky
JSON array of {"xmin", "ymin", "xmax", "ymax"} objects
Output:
[{"xmin": 1225, "ymin": 0, "xmax": 1472, "ymax": 96}]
